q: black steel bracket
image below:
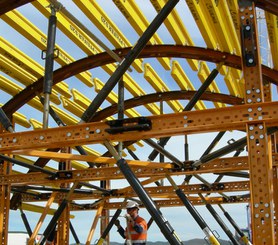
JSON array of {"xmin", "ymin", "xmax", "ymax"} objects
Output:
[{"xmin": 105, "ymin": 117, "xmax": 152, "ymax": 134}]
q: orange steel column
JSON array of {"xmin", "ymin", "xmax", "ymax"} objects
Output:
[
  {"xmin": 0, "ymin": 126, "xmax": 11, "ymax": 245},
  {"xmin": 57, "ymin": 147, "xmax": 71, "ymax": 245},
  {"xmin": 238, "ymin": 1, "xmax": 275, "ymax": 244}
]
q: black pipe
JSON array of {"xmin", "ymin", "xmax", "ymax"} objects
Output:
[
  {"xmin": 116, "ymin": 159, "xmax": 183, "ymax": 245},
  {"xmin": 95, "ymin": 208, "xmax": 123, "ymax": 245},
  {"xmin": 205, "ymin": 204, "xmax": 240, "ymax": 245},
  {"xmin": 70, "ymin": 222, "xmax": 80, "ymax": 244},
  {"xmin": 193, "ymin": 127, "xmax": 278, "ymax": 168},
  {"xmin": 148, "ymin": 64, "xmax": 223, "ymax": 161},
  {"xmin": 43, "ymin": 12, "xmax": 57, "ymax": 95},
  {"xmin": 144, "ymin": 138, "xmax": 183, "ymax": 167},
  {"xmin": 39, "ymin": 199, "xmax": 67, "ymax": 244},
  {"xmin": 80, "ymin": 0, "xmax": 180, "ymax": 123},
  {"xmin": 0, "ymin": 107, "xmax": 13, "ymax": 132},
  {"xmin": 19, "ymin": 208, "xmax": 32, "ymax": 237},
  {"xmin": 0, "ymin": 154, "xmax": 55, "ymax": 176},
  {"xmin": 218, "ymin": 205, "xmax": 251, "ymax": 245},
  {"xmin": 201, "ymin": 131, "xmax": 226, "ymax": 158}
]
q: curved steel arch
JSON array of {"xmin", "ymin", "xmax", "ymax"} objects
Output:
[
  {"xmin": 3, "ymin": 45, "xmax": 278, "ymax": 117},
  {"xmin": 91, "ymin": 90, "xmax": 243, "ymax": 122}
]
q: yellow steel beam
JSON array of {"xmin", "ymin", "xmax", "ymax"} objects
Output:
[
  {"xmin": 13, "ymin": 149, "xmax": 173, "ymax": 169},
  {"xmin": 61, "ymin": 95, "xmax": 115, "ymax": 121},
  {"xmin": 185, "ymin": 0, "xmax": 242, "ymax": 96},
  {"xmin": 203, "ymin": 0, "xmax": 240, "ymax": 54},
  {"xmin": 93, "ymin": 78, "xmax": 141, "ymax": 118},
  {"xmin": 0, "ymin": 75, "xmax": 79, "ymax": 126},
  {"xmin": 73, "ymin": 0, "xmax": 143, "ymax": 73},
  {"xmin": 226, "ymin": 0, "xmax": 240, "ymax": 38},
  {"xmin": 112, "ymin": 0, "xmax": 171, "ymax": 70},
  {"xmin": 150, "ymin": 0, "xmax": 199, "ymax": 71},
  {"xmin": 144, "ymin": 63, "xmax": 183, "ymax": 112},
  {"xmin": 266, "ymin": 12, "xmax": 278, "ymax": 69},
  {"xmin": 197, "ymin": 61, "xmax": 225, "ymax": 108},
  {"xmin": 224, "ymin": 67, "xmax": 243, "ymax": 97},
  {"xmin": 171, "ymin": 61, "xmax": 206, "ymax": 110},
  {"xmin": 32, "ymin": 0, "xmax": 160, "ymax": 116},
  {"xmin": 1, "ymin": 10, "xmax": 93, "ymax": 87},
  {"xmin": 0, "ymin": 36, "xmax": 71, "ymax": 98},
  {"xmin": 0, "ymin": 103, "xmax": 30, "ymax": 129}
]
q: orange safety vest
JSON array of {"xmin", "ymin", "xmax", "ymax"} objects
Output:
[{"xmin": 125, "ymin": 216, "xmax": 147, "ymax": 244}]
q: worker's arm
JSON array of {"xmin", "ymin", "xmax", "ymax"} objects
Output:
[
  {"xmin": 133, "ymin": 222, "xmax": 144, "ymax": 233},
  {"xmin": 115, "ymin": 219, "xmax": 126, "ymax": 239}
]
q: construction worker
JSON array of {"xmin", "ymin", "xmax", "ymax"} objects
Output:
[{"xmin": 115, "ymin": 201, "xmax": 147, "ymax": 245}]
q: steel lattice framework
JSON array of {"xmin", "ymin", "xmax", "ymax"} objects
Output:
[{"xmin": 0, "ymin": 0, "xmax": 277, "ymax": 244}]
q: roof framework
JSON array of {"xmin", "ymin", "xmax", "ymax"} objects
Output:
[{"xmin": 0, "ymin": 0, "xmax": 277, "ymax": 244}]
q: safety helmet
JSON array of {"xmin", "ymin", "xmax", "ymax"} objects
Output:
[{"xmin": 126, "ymin": 201, "xmax": 139, "ymax": 209}]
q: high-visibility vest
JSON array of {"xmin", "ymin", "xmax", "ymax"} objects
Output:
[{"xmin": 125, "ymin": 216, "xmax": 147, "ymax": 244}]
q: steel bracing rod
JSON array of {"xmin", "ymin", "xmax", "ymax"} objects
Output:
[
  {"xmin": 0, "ymin": 154, "xmax": 55, "ymax": 176},
  {"xmin": 79, "ymin": 182, "xmax": 112, "ymax": 195},
  {"xmin": 80, "ymin": 0, "xmax": 180, "ymax": 123},
  {"xmin": 38, "ymin": 182, "xmax": 78, "ymax": 244},
  {"xmin": 148, "ymin": 63, "xmax": 224, "ymax": 161},
  {"xmin": 118, "ymin": 78, "xmax": 124, "ymax": 157},
  {"xmin": 0, "ymin": 107, "xmax": 14, "ymax": 133},
  {"xmin": 42, "ymin": 4, "xmax": 57, "ymax": 129},
  {"xmin": 218, "ymin": 204, "xmax": 252, "ymax": 245},
  {"xmin": 39, "ymin": 96, "xmax": 96, "ymax": 168},
  {"xmin": 144, "ymin": 138, "xmax": 183, "ymax": 167},
  {"xmin": 95, "ymin": 209, "xmax": 123, "ymax": 245},
  {"xmin": 210, "ymin": 147, "xmax": 245, "ymax": 186},
  {"xmin": 215, "ymin": 171, "xmax": 249, "ymax": 178},
  {"xmin": 201, "ymin": 132, "xmax": 226, "ymax": 158},
  {"xmin": 199, "ymin": 194, "xmax": 241, "ymax": 245},
  {"xmin": 166, "ymin": 175, "xmax": 220, "ymax": 245},
  {"xmin": 192, "ymin": 127, "xmax": 278, "ymax": 168},
  {"xmin": 19, "ymin": 207, "xmax": 32, "ymax": 237},
  {"xmin": 104, "ymin": 141, "xmax": 183, "ymax": 245},
  {"xmin": 48, "ymin": 0, "xmax": 132, "ymax": 72},
  {"xmin": 70, "ymin": 222, "xmax": 80, "ymax": 245}
]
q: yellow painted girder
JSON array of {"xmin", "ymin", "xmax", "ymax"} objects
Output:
[
  {"xmin": 1, "ymin": 10, "xmax": 93, "ymax": 87},
  {"xmin": 144, "ymin": 63, "xmax": 183, "ymax": 112},
  {"xmin": 22, "ymin": 203, "xmax": 75, "ymax": 218},
  {"xmin": 73, "ymin": 0, "xmax": 143, "ymax": 73},
  {"xmin": 171, "ymin": 61, "xmax": 206, "ymax": 110},
  {"xmin": 15, "ymin": 150, "xmax": 88, "ymax": 170},
  {"xmin": 266, "ymin": 12, "xmax": 278, "ymax": 69},
  {"xmin": 0, "ymin": 103, "xmax": 30, "ymax": 129},
  {"xmin": 224, "ymin": 67, "xmax": 243, "ymax": 98},
  {"xmin": 185, "ymin": 0, "xmax": 242, "ymax": 95},
  {"xmin": 185, "ymin": 0, "xmax": 220, "ymax": 50},
  {"xmin": 150, "ymin": 0, "xmax": 199, "ymax": 71},
  {"xmin": 112, "ymin": 0, "xmax": 171, "ymax": 70},
  {"xmin": 226, "ymin": 0, "xmax": 240, "ymax": 37},
  {"xmin": 0, "ymin": 70, "xmax": 58, "ymax": 104},
  {"xmin": 14, "ymin": 149, "xmax": 174, "ymax": 169},
  {"xmin": 61, "ymin": 95, "xmax": 115, "ymax": 121},
  {"xmin": 0, "ymin": 36, "xmax": 71, "ymax": 98},
  {"xmin": 93, "ymin": 78, "xmax": 141, "ymax": 118},
  {"xmin": 202, "ymin": 0, "xmax": 240, "ymax": 54},
  {"xmin": 0, "ymin": 75, "xmax": 79, "ymax": 126},
  {"xmin": 32, "ymin": 0, "xmax": 99, "ymax": 56},
  {"xmin": 32, "ymin": 1, "xmax": 160, "ymax": 116},
  {"xmin": 197, "ymin": 62, "xmax": 225, "ymax": 108}
]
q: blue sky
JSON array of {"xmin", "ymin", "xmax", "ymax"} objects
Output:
[{"xmin": 1, "ymin": 0, "xmax": 275, "ymax": 244}]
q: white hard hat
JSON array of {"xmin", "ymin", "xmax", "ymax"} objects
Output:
[{"xmin": 126, "ymin": 201, "xmax": 139, "ymax": 209}]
